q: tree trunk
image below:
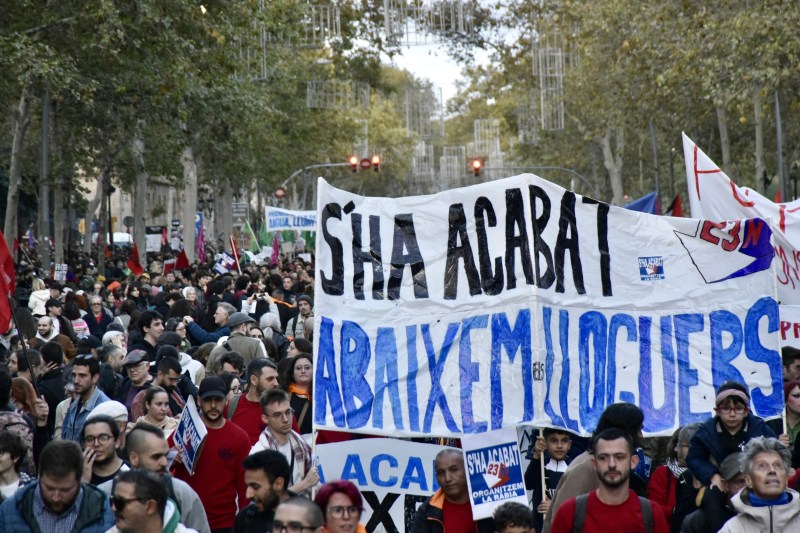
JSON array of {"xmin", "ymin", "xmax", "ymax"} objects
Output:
[
  {"xmin": 754, "ymin": 87, "xmax": 765, "ymax": 194},
  {"xmin": 218, "ymin": 183, "xmax": 233, "ymax": 252},
  {"xmin": 132, "ymin": 122, "xmax": 148, "ymax": 267},
  {"xmin": 83, "ymin": 182, "xmax": 102, "ymax": 254},
  {"xmin": 716, "ymin": 100, "xmax": 731, "ymax": 170},
  {"xmin": 5, "ymin": 87, "xmax": 32, "ymax": 242},
  {"xmin": 53, "ymin": 172, "xmax": 66, "ymax": 265},
  {"xmin": 599, "ymin": 126, "xmax": 625, "ymax": 205},
  {"xmin": 180, "ymin": 144, "xmax": 198, "ymax": 263},
  {"xmin": 97, "ymin": 164, "xmax": 109, "ymax": 275},
  {"xmin": 39, "ymin": 86, "xmax": 52, "ymax": 273}
]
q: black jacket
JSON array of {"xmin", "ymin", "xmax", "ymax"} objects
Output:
[
  {"xmin": 232, "ymin": 503, "xmax": 274, "ymax": 533},
  {"xmin": 36, "ymin": 368, "xmax": 65, "ymax": 436},
  {"xmin": 412, "ymin": 489, "xmax": 494, "ymax": 533}
]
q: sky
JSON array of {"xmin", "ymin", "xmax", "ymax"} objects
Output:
[{"xmin": 391, "ymin": 43, "xmax": 491, "ymax": 104}]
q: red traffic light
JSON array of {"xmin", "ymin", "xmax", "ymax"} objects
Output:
[
  {"xmin": 371, "ymin": 155, "xmax": 381, "ymax": 172},
  {"xmin": 349, "ymin": 155, "xmax": 358, "ymax": 173},
  {"xmin": 471, "ymin": 159, "xmax": 482, "ymax": 177}
]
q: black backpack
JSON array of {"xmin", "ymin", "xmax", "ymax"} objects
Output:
[{"xmin": 573, "ymin": 493, "xmax": 653, "ymax": 533}]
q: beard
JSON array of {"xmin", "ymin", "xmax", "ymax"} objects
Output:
[{"xmin": 597, "ymin": 468, "xmax": 630, "ymax": 488}]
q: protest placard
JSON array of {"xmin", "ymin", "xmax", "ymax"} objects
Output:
[
  {"xmin": 317, "ymin": 438, "xmax": 449, "ymax": 533},
  {"xmin": 213, "ymin": 252, "xmax": 237, "ymax": 275},
  {"xmin": 173, "ymin": 397, "xmax": 207, "ymax": 475},
  {"xmin": 145, "ymin": 226, "xmax": 165, "ymax": 253},
  {"xmin": 462, "ymin": 427, "xmax": 528, "ymax": 520},
  {"xmin": 53, "ymin": 263, "xmax": 68, "ymax": 281},
  {"xmin": 265, "ymin": 207, "xmax": 317, "ymax": 232},
  {"xmin": 313, "ymin": 174, "xmax": 781, "ymax": 438}
]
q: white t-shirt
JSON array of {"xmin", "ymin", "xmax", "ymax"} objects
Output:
[
  {"xmin": 277, "ymin": 440, "xmax": 303, "ymax": 486},
  {"xmin": 0, "ymin": 479, "xmax": 19, "ymax": 500}
]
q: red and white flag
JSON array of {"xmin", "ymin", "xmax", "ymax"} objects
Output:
[
  {"xmin": 683, "ymin": 132, "xmax": 799, "ymax": 303},
  {"xmin": 0, "ymin": 229, "xmax": 16, "ymax": 332}
]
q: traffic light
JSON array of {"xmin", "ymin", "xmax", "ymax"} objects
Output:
[
  {"xmin": 471, "ymin": 159, "xmax": 482, "ymax": 177},
  {"xmin": 371, "ymin": 155, "xmax": 381, "ymax": 172},
  {"xmin": 349, "ymin": 155, "xmax": 358, "ymax": 173}
]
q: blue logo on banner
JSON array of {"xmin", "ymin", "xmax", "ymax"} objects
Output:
[
  {"xmin": 465, "ymin": 443, "xmax": 525, "ymax": 505},
  {"xmin": 638, "ymin": 256, "xmax": 664, "ymax": 281}
]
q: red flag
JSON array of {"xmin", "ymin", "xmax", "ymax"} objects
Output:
[
  {"xmin": 270, "ymin": 234, "xmax": 280, "ymax": 267},
  {"xmin": 230, "ymin": 234, "xmax": 241, "ymax": 273},
  {"xmin": 665, "ymin": 194, "xmax": 684, "ymax": 217},
  {"xmin": 0, "ymin": 229, "xmax": 16, "ymax": 294},
  {"xmin": 0, "ymin": 229, "xmax": 15, "ymax": 333},
  {"xmin": 163, "ymin": 259, "xmax": 176, "ymax": 274},
  {"xmin": 127, "ymin": 243, "xmax": 145, "ymax": 276},
  {"xmin": 775, "ymin": 190, "xmax": 782, "ymax": 203},
  {"xmin": 175, "ymin": 249, "xmax": 190, "ymax": 270},
  {"xmin": 229, "ymin": 234, "xmax": 240, "ymax": 262}
]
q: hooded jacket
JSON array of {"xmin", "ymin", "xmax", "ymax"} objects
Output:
[{"xmin": 719, "ymin": 488, "xmax": 800, "ymax": 532}]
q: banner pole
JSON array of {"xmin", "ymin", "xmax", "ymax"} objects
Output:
[
  {"xmin": 6, "ymin": 294, "xmax": 40, "ymax": 398},
  {"xmin": 539, "ymin": 428, "xmax": 546, "ymax": 505}
]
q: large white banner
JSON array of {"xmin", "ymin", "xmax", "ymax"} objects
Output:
[
  {"xmin": 683, "ymin": 132, "xmax": 800, "ymax": 305},
  {"xmin": 265, "ymin": 207, "xmax": 317, "ymax": 232},
  {"xmin": 313, "ymin": 174, "xmax": 782, "ymax": 438},
  {"xmin": 317, "ymin": 438, "xmax": 448, "ymax": 533}
]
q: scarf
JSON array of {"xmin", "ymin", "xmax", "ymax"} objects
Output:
[
  {"xmin": 666, "ymin": 458, "xmax": 687, "ymax": 479},
  {"xmin": 288, "ymin": 383, "xmax": 311, "ymax": 403},
  {"xmin": 749, "ymin": 490, "xmax": 791, "ymax": 507}
]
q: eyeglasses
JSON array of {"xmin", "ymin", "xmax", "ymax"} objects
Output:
[
  {"xmin": 267, "ymin": 408, "xmax": 294, "ymax": 420},
  {"xmin": 91, "ymin": 303, "xmax": 102, "ymax": 306},
  {"xmin": 110, "ymin": 495, "xmax": 146, "ymax": 511},
  {"xmin": 328, "ymin": 506, "xmax": 360, "ymax": 518},
  {"xmin": 717, "ymin": 405, "xmax": 747, "ymax": 414},
  {"xmin": 125, "ymin": 361, "xmax": 148, "ymax": 370},
  {"xmin": 272, "ymin": 521, "xmax": 321, "ymax": 533},
  {"xmin": 84, "ymin": 434, "xmax": 114, "ymax": 445}
]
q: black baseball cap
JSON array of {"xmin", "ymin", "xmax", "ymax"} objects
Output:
[{"xmin": 198, "ymin": 376, "xmax": 227, "ymax": 400}]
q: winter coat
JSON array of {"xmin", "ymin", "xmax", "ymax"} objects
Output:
[
  {"xmin": 28, "ymin": 289, "xmax": 50, "ymax": 316},
  {"xmin": 719, "ymin": 488, "xmax": 800, "ymax": 532},
  {"xmin": 0, "ymin": 481, "xmax": 114, "ymax": 533},
  {"xmin": 686, "ymin": 414, "xmax": 776, "ymax": 485}
]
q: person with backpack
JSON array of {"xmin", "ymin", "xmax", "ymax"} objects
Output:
[{"xmin": 551, "ymin": 428, "xmax": 668, "ymax": 533}]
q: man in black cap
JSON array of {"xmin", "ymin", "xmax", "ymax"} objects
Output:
[
  {"xmin": 206, "ymin": 312, "xmax": 267, "ymax": 374},
  {"xmin": 114, "ymin": 349, "xmax": 153, "ymax": 420},
  {"xmin": 172, "ymin": 376, "xmax": 251, "ymax": 533}
]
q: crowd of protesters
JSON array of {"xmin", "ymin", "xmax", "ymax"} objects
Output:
[{"xmin": 0, "ymin": 246, "xmax": 800, "ymax": 533}]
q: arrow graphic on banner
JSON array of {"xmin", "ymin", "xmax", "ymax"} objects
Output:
[
  {"xmin": 482, "ymin": 462, "xmax": 511, "ymax": 488},
  {"xmin": 675, "ymin": 218, "xmax": 774, "ymax": 284}
]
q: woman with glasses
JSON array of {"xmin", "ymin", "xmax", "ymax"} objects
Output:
[
  {"xmin": 220, "ymin": 373, "xmax": 242, "ymax": 403},
  {"xmin": 280, "ymin": 353, "xmax": 313, "ymax": 435},
  {"xmin": 164, "ymin": 317, "xmax": 192, "ymax": 353},
  {"xmin": 313, "ymin": 480, "xmax": 366, "ymax": 533},
  {"xmin": 686, "ymin": 381, "xmax": 788, "ymax": 496}
]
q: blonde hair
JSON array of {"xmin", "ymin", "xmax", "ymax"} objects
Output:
[{"xmin": 32, "ymin": 278, "xmax": 46, "ymax": 291}]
